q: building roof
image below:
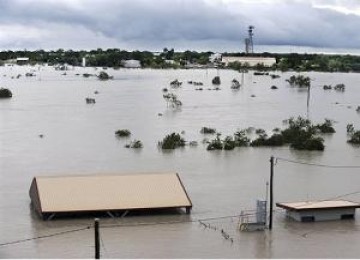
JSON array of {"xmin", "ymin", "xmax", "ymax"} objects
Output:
[
  {"xmin": 16, "ymin": 57, "xmax": 29, "ymax": 61},
  {"xmin": 30, "ymin": 172, "xmax": 192, "ymax": 215},
  {"xmin": 276, "ymin": 200, "xmax": 360, "ymax": 211}
]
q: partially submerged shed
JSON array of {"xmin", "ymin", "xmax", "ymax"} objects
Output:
[
  {"xmin": 276, "ymin": 200, "xmax": 360, "ymax": 222},
  {"xmin": 29, "ymin": 173, "xmax": 192, "ymax": 220}
]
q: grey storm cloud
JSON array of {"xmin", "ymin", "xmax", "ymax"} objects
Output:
[{"xmin": 1, "ymin": 0, "xmax": 360, "ymax": 50}]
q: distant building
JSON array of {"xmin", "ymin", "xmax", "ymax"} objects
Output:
[
  {"xmin": 82, "ymin": 57, "xmax": 86, "ymax": 67},
  {"xmin": 16, "ymin": 57, "xmax": 30, "ymax": 65},
  {"xmin": 209, "ymin": 53, "xmax": 222, "ymax": 63},
  {"xmin": 164, "ymin": 59, "xmax": 176, "ymax": 65},
  {"xmin": 276, "ymin": 200, "xmax": 360, "ymax": 222},
  {"xmin": 121, "ymin": 59, "xmax": 141, "ymax": 68},
  {"xmin": 221, "ymin": 56, "xmax": 276, "ymax": 67}
]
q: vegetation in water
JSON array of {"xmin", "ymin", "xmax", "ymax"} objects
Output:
[
  {"xmin": 212, "ymin": 76, "xmax": 221, "ymax": 85},
  {"xmin": 347, "ymin": 130, "xmax": 360, "ymax": 145},
  {"xmin": 163, "ymin": 93, "xmax": 182, "ymax": 108},
  {"xmin": 0, "ymin": 88, "xmax": 12, "ymax": 98},
  {"xmin": 315, "ymin": 119, "xmax": 336, "ymax": 134},
  {"xmin": 286, "ymin": 75, "xmax": 311, "ymax": 88},
  {"xmin": 98, "ymin": 71, "xmax": 113, "ymax": 80},
  {"xmin": 125, "ymin": 140, "xmax": 143, "ymax": 149},
  {"xmin": 207, "ymin": 133, "xmax": 223, "ymax": 150},
  {"xmin": 281, "ymin": 117, "xmax": 324, "ymax": 151},
  {"xmin": 347, "ymin": 124, "xmax": 355, "ymax": 134},
  {"xmin": 234, "ymin": 130, "xmax": 250, "ymax": 147},
  {"xmin": 159, "ymin": 133, "xmax": 186, "ymax": 149},
  {"xmin": 200, "ymin": 127, "xmax": 217, "ymax": 134},
  {"xmin": 334, "ymin": 83, "xmax": 345, "ymax": 92},
  {"xmin": 115, "ymin": 129, "xmax": 131, "ymax": 137}
]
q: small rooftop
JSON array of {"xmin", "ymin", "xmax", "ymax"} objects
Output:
[{"xmin": 276, "ymin": 200, "xmax": 360, "ymax": 211}]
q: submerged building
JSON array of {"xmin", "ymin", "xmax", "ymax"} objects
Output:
[
  {"xmin": 276, "ymin": 200, "xmax": 360, "ymax": 222},
  {"xmin": 29, "ymin": 172, "xmax": 192, "ymax": 220}
]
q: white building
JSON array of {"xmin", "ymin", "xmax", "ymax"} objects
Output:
[
  {"xmin": 82, "ymin": 57, "xmax": 86, "ymax": 67},
  {"xmin": 16, "ymin": 57, "xmax": 30, "ymax": 65},
  {"xmin": 209, "ymin": 53, "xmax": 222, "ymax": 63},
  {"xmin": 221, "ymin": 56, "xmax": 276, "ymax": 67},
  {"xmin": 121, "ymin": 59, "xmax": 141, "ymax": 68},
  {"xmin": 276, "ymin": 200, "xmax": 360, "ymax": 222}
]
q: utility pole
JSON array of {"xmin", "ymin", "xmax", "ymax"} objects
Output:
[
  {"xmin": 95, "ymin": 218, "xmax": 100, "ymax": 259},
  {"xmin": 306, "ymin": 84, "xmax": 311, "ymax": 120},
  {"xmin": 269, "ymin": 156, "xmax": 274, "ymax": 230}
]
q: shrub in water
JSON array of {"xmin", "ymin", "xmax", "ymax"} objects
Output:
[
  {"xmin": 200, "ymin": 127, "xmax": 216, "ymax": 134},
  {"xmin": 115, "ymin": 129, "xmax": 131, "ymax": 137},
  {"xmin": 0, "ymin": 88, "xmax": 12, "ymax": 98},
  {"xmin": 160, "ymin": 133, "xmax": 186, "ymax": 149},
  {"xmin": 234, "ymin": 130, "xmax": 250, "ymax": 147},
  {"xmin": 315, "ymin": 119, "xmax": 336, "ymax": 134},
  {"xmin": 207, "ymin": 134, "xmax": 223, "ymax": 150},
  {"xmin": 125, "ymin": 140, "xmax": 143, "ymax": 148},
  {"xmin": 212, "ymin": 76, "xmax": 221, "ymax": 85},
  {"xmin": 98, "ymin": 71, "xmax": 113, "ymax": 80},
  {"xmin": 223, "ymin": 136, "xmax": 236, "ymax": 150},
  {"xmin": 348, "ymin": 130, "xmax": 360, "ymax": 144}
]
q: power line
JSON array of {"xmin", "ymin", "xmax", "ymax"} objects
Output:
[
  {"xmin": 276, "ymin": 157, "xmax": 360, "ymax": 168},
  {"xmin": 100, "ymin": 212, "xmax": 259, "ymax": 229},
  {"xmin": 0, "ymin": 226, "xmax": 91, "ymax": 247},
  {"xmin": 0, "ymin": 213, "xmax": 259, "ymax": 248}
]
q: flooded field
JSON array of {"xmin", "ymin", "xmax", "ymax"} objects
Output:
[{"xmin": 1, "ymin": 65, "xmax": 360, "ymax": 258}]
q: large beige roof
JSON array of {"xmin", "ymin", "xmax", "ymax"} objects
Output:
[
  {"xmin": 276, "ymin": 200, "xmax": 360, "ymax": 211},
  {"xmin": 34, "ymin": 173, "xmax": 192, "ymax": 213}
]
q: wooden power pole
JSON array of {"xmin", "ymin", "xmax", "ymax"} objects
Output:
[
  {"xmin": 95, "ymin": 218, "xmax": 100, "ymax": 259},
  {"xmin": 269, "ymin": 156, "xmax": 274, "ymax": 230}
]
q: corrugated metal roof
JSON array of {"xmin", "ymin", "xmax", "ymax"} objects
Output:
[
  {"xmin": 276, "ymin": 200, "xmax": 360, "ymax": 211},
  {"xmin": 34, "ymin": 173, "xmax": 192, "ymax": 213}
]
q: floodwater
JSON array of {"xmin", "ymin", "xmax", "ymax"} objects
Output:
[{"xmin": 1, "ymin": 65, "xmax": 360, "ymax": 258}]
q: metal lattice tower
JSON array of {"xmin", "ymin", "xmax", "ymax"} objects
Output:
[{"xmin": 245, "ymin": 25, "xmax": 255, "ymax": 54}]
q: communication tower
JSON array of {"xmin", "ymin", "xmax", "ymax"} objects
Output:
[{"xmin": 245, "ymin": 25, "xmax": 255, "ymax": 54}]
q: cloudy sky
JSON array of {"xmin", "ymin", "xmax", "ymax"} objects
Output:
[{"xmin": 1, "ymin": 0, "xmax": 360, "ymax": 53}]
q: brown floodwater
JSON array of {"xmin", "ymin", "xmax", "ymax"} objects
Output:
[{"xmin": 1, "ymin": 65, "xmax": 360, "ymax": 258}]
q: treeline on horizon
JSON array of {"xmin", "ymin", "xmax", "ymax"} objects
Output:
[{"xmin": 1, "ymin": 48, "xmax": 360, "ymax": 72}]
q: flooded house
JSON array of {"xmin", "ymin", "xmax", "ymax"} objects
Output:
[
  {"xmin": 29, "ymin": 172, "xmax": 192, "ymax": 220},
  {"xmin": 276, "ymin": 200, "xmax": 360, "ymax": 222}
]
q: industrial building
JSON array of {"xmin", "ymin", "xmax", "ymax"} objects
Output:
[
  {"xmin": 29, "ymin": 172, "xmax": 192, "ymax": 220},
  {"xmin": 221, "ymin": 56, "xmax": 276, "ymax": 67}
]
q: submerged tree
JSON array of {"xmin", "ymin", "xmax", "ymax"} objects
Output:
[
  {"xmin": 163, "ymin": 93, "xmax": 182, "ymax": 108},
  {"xmin": 200, "ymin": 127, "xmax": 217, "ymax": 134},
  {"xmin": 315, "ymin": 119, "xmax": 336, "ymax": 134},
  {"xmin": 115, "ymin": 129, "xmax": 131, "ymax": 137},
  {"xmin": 0, "ymin": 88, "xmax": 12, "ymax": 98},
  {"xmin": 212, "ymin": 76, "xmax": 221, "ymax": 85},
  {"xmin": 159, "ymin": 133, "xmax": 186, "ymax": 149},
  {"xmin": 286, "ymin": 75, "xmax": 311, "ymax": 88},
  {"xmin": 98, "ymin": 71, "xmax": 113, "ymax": 80},
  {"xmin": 207, "ymin": 133, "xmax": 223, "ymax": 150},
  {"xmin": 125, "ymin": 140, "xmax": 143, "ymax": 148}
]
